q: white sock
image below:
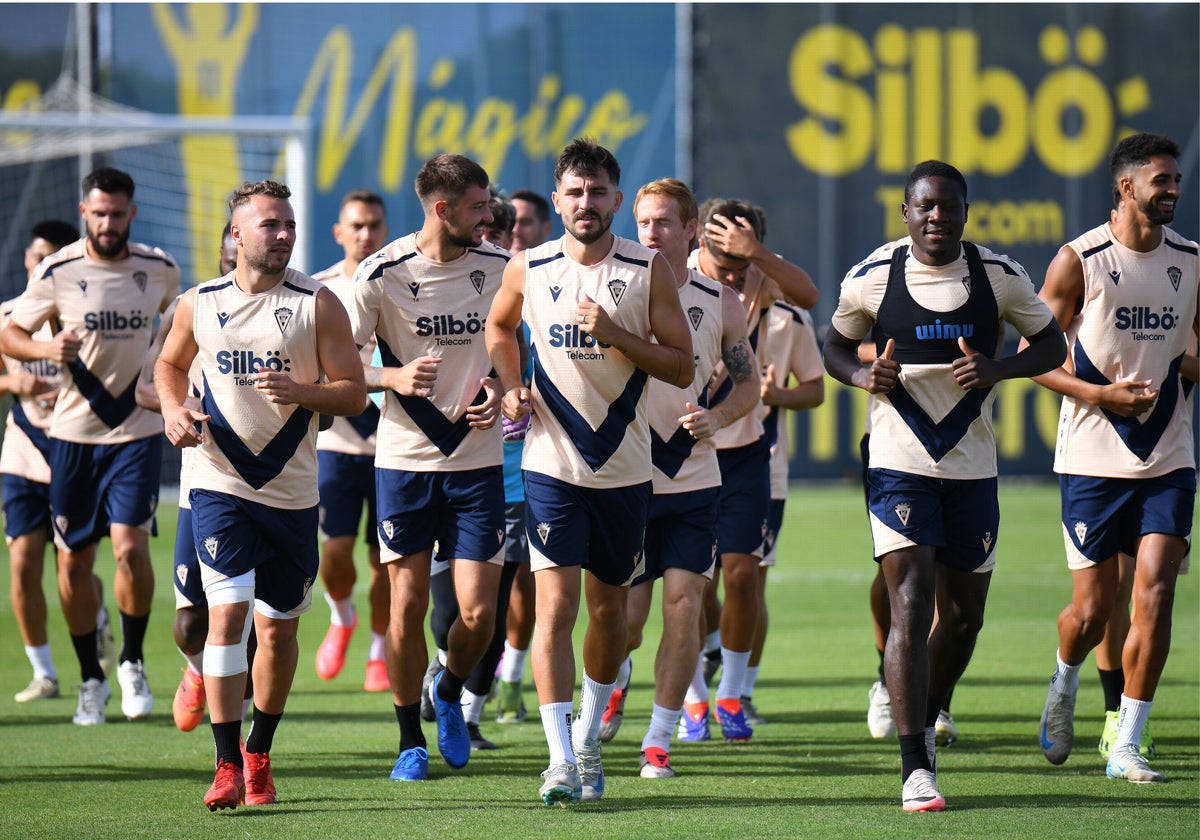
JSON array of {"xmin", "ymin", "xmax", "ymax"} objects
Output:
[
  {"xmin": 437, "ymin": 648, "xmax": 448, "ymax": 667},
  {"xmin": 462, "ymin": 689, "xmax": 487, "ymax": 725},
  {"xmin": 25, "ymin": 644, "xmax": 56, "ymax": 681},
  {"xmin": 684, "ymin": 654, "xmax": 709, "ymax": 705},
  {"xmin": 616, "ymin": 655, "xmax": 632, "ymax": 689},
  {"xmin": 325, "ymin": 592, "xmax": 356, "ymax": 627},
  {"xmin": 500, "ymin": 642, "xmax": 527, "ymax": 683},
  {"xmin": 540, "ymin": 702, "xmax": 575, "ymax": 766},
  {"xmin": 1113, "ymin": 694, "xmax": 1153, "ymax": 754},
  {"xmin": 704, "ymin": 630, "xmax": 721, "ymax": 654},
  {"xmin": 573, "ymin": 673, "xmax": 616, "ymax": 748},
  {"xmin": 716, "ymin": 648, "xmax": 751, "ymax": 702},
  {"xmin": 742, "ymin": 665, "xmax": 760, "ymax": 698},
  {"xmin": 368, "ymin": 632, "xmax": 386, "ymax": 661},
  {"xmin": 180, "ymin": 648, "xmax": 204, "ymax": 675},
  {"xmin": 1053, "ymin": 650, "xmax": 1081, "ymax": 695},
  {"xmin": 642, "ymin": 703, "xmax": 681, "ymax": 752}
]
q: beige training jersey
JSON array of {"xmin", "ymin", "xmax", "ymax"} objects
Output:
[
  {"xmin": 189, "ymin": 269, "xmax": 323, "ymax": 509},
  {"xmin": 760, "ymin": 302, "xmax": 823, "ymax": 499},
  {"xmin": 521, "ymin": 235, "xmax": 657, "ymax": 489},
  {"xmin": 312, "ymin": 260, "xmax": 377, "ymax": 456},
  {"xmin": 1053, "ymin": 223, "xmax": 1199, "ymax": 479},
  {"xmin": 351, "ymin": 233, "xmax": 508, "ymax": 472},
  {"xmin": 10, "ymin": 239, "xmax": 180, "ymax": 444},
  {"xmin": 0, "ymin": 298, "xmax": 62, "ymax": 482}
]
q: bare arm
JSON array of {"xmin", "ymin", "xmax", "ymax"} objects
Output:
[
  {"xmin": 704, "ymin": 213, "xmax": 818, "ymax": 308},
  {"xmin": 824, "ymin": 326, "xmax": 900, "ymax": 394},
  {"xmin": 762, "ymin": 367, "xmax": 824, "ymax": 411},
  {"xmin": 136, "ymin": 297, "xmax": 179, "ymax": 412},
  {"xmin": 155, "ymin": 290, "xmax": 208, "ymax": 447},
  {"xmin": 486, "ymin": 257, "xmax": 529, "ymax": 422},
  {"xmin": 578, "ymin": 254, "xmax": 693, "ymax": 388},
  {"xmin": 678, "ymin": 287, "xmax": 759, "ymax": 439}
]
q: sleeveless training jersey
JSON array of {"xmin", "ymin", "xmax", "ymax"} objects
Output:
[
  {"xmin": 0, "ymin": 298, "xmax": 62, "ymax": 483},
  {"xmin": 312, "ymin": 260, "xmax": 378, "ymax": 456},
  {"xmin": 688, "ymin": 251, "xmax": 772, "ymax": 450},
  {"xmin": 1053, "ymin": 222, "xmax": 1199, "ymax": 479},
  {"xmin": 832, "ymin": 238, "xmax": 1053, "ymax": 479},
  {"xmin": 10, "ymin": 238, "xmax": 180, "ymax": 444},
  {"xmin": 647, "ymin": 269, "xmax": 725, "ymax": 494},
  {"xmin": 351, "ymin": 233, "xmax": 508, "ymax": 472},
  {"xmin": 189, "ymin": 268, "xmax": 323, "ymax": 509},
  {"xmin": 521, "ymin": 234, "xmax": 656, "ymax": 489},
  {"xmin": 760, "ymin": 302, "xmax": 823, "ymax": 499}
]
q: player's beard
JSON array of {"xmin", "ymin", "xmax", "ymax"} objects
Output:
[
  {"xmin": 568, "ymin": 208, "xmax": 614, "ymax": 245},
  {"xmin": 447, "ymin": 228, "xmax": 482, "ymax": 249},
  {"xmin": 243, "ymin": 244, "xmax": 291, "ymax": 276},
  {"xmin": 1141, "ymin": 194, "xmax": 1175, "ymax": 226},
  {"xmin": 87, "ymin": 227, "xmax": 129, "ymax": 259}
]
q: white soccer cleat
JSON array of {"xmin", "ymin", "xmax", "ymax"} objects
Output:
[
  {"xmin": 935, "ymin": 709, "xmax": 958, "ymax": 746},
  {"xmin": 575, "ymin": 738, "xmax": 605, "ymax": 801},
  {"xmin": 1038, "ymin": 674, "xmax": 1077, "ymax": 765},
  {"xmin": 118, "ymin": 660, "xmax": 154, "ymax": 720},
  {"xmin": 15, "ymin": 675, "xmax": 60, "ymax": 703},
  {"xmin": 73, "ymin": 677, "xmax": 111, "ymax": 725},
  {"xmin": 902, "ymin": 768, "xmax": 946, "ymax": 812},
  {"xmin": 868, "ymin": 680, "xmax": 896, "ymax": 739},
  {"xmin": 1106, "ymin": 746, "xmax": 1165, "ymax": 783}
]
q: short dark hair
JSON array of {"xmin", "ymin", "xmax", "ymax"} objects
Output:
[
  {"xmin": 340, "ymin": 188, "xmax": 386, "ymax": 215},
  {"xmin": 487, "ymin": 187, "xmax": 515, "ymax": 234},
  {"xmin": 554, "ymin": 138, "xmax": 620, "ymax": 187},
  {"xmin": 31, "ymin": 219, "xmax": 79, "ymax": 250},
  {"xmin": 904, "ymin": 161, "xmax": 968, "ymax": 203},
  {"xmin": 510, "ymin": 188, "xmax": 550, "ymax": 223},
  {"xmin": 82, "ymin": 166, "xmax": 135, "ymax": 199},
  {"xmin": 699, "ymin": 197, "xmax": 762, "ymax": 258},
  {"xmin": 415, "ymin": 154, "xmax": 490, "ymax": 209},
  {"xmin": 229, "ymin": 180, "xmax": 291, "ymax": 214},
  {"xmin": 1110, "ymin": 132, "xmax": 1180, "ymax": 184}
]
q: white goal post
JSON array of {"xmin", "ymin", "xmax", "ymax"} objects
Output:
[{"xmin": 0, "ymin": 78, "xmax": 313, "ymax": 299}]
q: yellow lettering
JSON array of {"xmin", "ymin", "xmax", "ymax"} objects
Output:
[
  {"xmin": 576, "ymin": 91, "xmax": 648, "ymax": 153},
  {"xmin": 414, "ymin": 98, "xmax": 467, "ymax": 159},
  {"xmin": 2, "ymin": 80, "xmax": 43, "ymax": 147},
  {"xmin": 786, "ymin": 25, "xmax": 874, "ymax": 176},
  {"xmin": 994, "ymin": 376, "xmax": 1061, "ymax": 460},
  {"xmin": 876, "ymin": 186, "xmax": 907, "ymax": 241},
  {"xmin": 947, "ymin": 31, "xmax": 1027, "ymax": 175},
  {"xmin": 967, "ymin": 199, "xmax": 1064, "ymax": 247},
  {"xmin": 1032, "ymin": 68, "xmax": 1113, "ymax": 176}
]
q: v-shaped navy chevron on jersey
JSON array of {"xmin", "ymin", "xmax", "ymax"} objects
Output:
[
  {"xmin": 67, "ymin": 359, "xmax": 138, "ymax": 429},
  {"xmin": 651, "ymin": 386, "xmax": 710, "ymax": 478},
  {"xmin": 1073, "ymin": 343, "xmax": 1182, "ymax": 463},
  {"xmin": 884, "ymin": 380, "xmax": 993, "ymax": 463},
  {"xmin": 531, "ymin": 344, "xmax": 647, "ymax": 474},
  {"xmin": 376, "ymin": 337, "xmax": 484, "ymax": 458},
  {"xmin": 345, "ymin": 401, "xmax": 380, "ymax": 440},
  {"xmin": 201, "ymin": 371, "xmax": 315, "ymax": 490},
  {"xmin": 9, "ymin": 401, "xmax": 52, "ymax": 461}
]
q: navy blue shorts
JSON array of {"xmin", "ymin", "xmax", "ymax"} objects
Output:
[
  {"xmin": 173, "ymin": 505, "xmax": 205, "ymax": 609},
  {"xmin": 1059, "ymin": 468, "xmax": 1196, "ymax": 569},
  {"xmin": 49, "ymin": 437, "xmax": 161, "ymax": 551},
  {"xmin": 190, "ymin": 489, "xmax": 319, "ymax": 615},
  {"xmin": 866, "ymin": 468, "xmax": 999, "ymax": 573},
  {"xmin": 504, "ymin": 501, "xmax": 529, "ymax": 564},
  {"xmin": 2, "ymin": 474, "xmax": 50, "ymax": 540},
  {"xmin": 318, "ymin": 450, "xmax": 379, "ymax": 546},
  {"xmin": 635, "ymin": 487, "xmax": 718, "ymax": 586},
  {"xmin": 524, "ymin": 471, "xmax": 650, "ymax": 587},
  {"xmin": 375, "ymin": 466, "xmax": 505, "ymax": 563},
  {"xmin": 716, "ymin": 438, "xmax": 770, "ymax": 557},
  {"xmin": 761, "ymin": 497, "xmax": 786, "ymax": 567}
]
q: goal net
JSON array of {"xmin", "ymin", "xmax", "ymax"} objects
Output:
[{"xmin": 0, "ymin": 75, "xmax": 313, "ymax": 301}]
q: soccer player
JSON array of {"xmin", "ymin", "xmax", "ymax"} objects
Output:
[
  {"xmin": 156, "ymin": 179, "xmax": 365, "ymax": 810},
  {"xmin": 494, "ymin": 187, "xmax": 554, "ymax": 725},
  {"xmin": 350, "ymin": 154, "xmax": 508, "ymax": 782},
  {"xmin": 1034, "ymin": 132, "xmax": 1198, "ymax": 784},
  {"xmin": 3, "ymin": 219, "xmax": 114, "ymax": 703},
  {"xmin": 2, "ymin": 168, "xmax": 182, "ymax": 725},
  {"xmin": 822, "ymin": 160, "xmax": 1065, "ymax": 811},
  {"xmin": 486, "ymin": 138, "xmax": 693, "ymax": 805},
  {"xmin": 310, "ymin": 189, "xmax": 392, "ymax": 692},
  {"xmin": 597, "ymin": 177, "xmax": 758, "ymax": 777},
  {"xmin": 682, "ymin": 197, "xmax": 818, "ymax": 744}
]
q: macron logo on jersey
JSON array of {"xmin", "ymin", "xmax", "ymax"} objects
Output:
[
  {"xmin": 550, "ymin": 285, "xmax": 564, "ymax": 302},
  {"xmin": 217, "ymin": 311, "xmax": 230, "ymax": 328},
  {"xmin": 408, "ymin": 281, "xmax": 420, "ymax": 300}
]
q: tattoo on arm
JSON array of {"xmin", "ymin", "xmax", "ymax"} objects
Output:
[{"xmin": 724, "ymin": 338, "xmax": 755, "ymax": 382}]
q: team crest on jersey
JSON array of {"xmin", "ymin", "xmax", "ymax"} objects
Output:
[
  {"xmin": 54, "ymin": 515, "xmax": 69, "ymax": 536},
  {"xmin": 77, "ymin": 279, "xmax": 87, "ymax": 297},
  {"xmin": 687, "ymin": 306, "xmax": 704, "ymax": 331},
  {"xmin": 176, "ymin": 564, "xmax": 188, "ymax": 586},
  {"xmin": 960, "ymin": 276, "xmax": 971, "ymax": 295},
  {"xmin": 1073, "ymin": 520, "xmax": 1088, "ymax": 545},
  {"xmin": 217, "ymin": 311, "xmax": 231, "ymax": 328},
  {"xmin": 1109, "ymin": 270, "xmax": 1121, "ymax": 285},
  {"xmin": 549, "ymin": 284, "xmax": 563, "ymax": 302},
  {"xmin": 204, "ymin": 536, "xmax": 219, "ymax": 561},
  {"xmin": 982, "ymin": 531, "xmax": 993, "ymax": 553},
  {"xmin": 470, "ymin": 270, "xmax": 486, "ymax": 295},
  {"xmin": 133, "ymin": 271, "xmax": 148, "ymax": 294},
  {"xmin": 607, "ymin": 277, "xmax": 627, "ymax": 306},
  {"xmin": 408, "ymin": 281, "xmax": 420, "ymax": 300},
  {"xmin": 1168, "ymin": 266, "xmax": 1181, "ymax": 292},
  {"xmin": 274, "ymin": 307, "xmax": 294, "ymax": 334},
  {"xmin": 894, "ymin": 501, "xmax": 911, "ymax": 527},
  {"xmin": 381, "ymin": 519, "xmax": 395, "ymax": 540},
  {"xmin": 536, "ymin": 521, "xmax": 551, "ymax": 544}
]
